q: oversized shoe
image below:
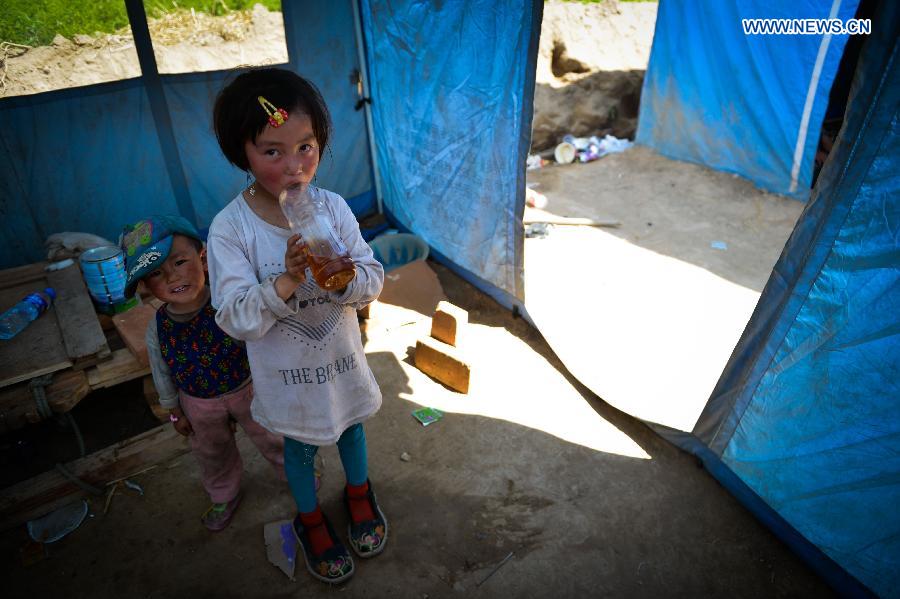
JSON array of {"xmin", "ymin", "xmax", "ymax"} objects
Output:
[
  {"xmin": 292, "ymin": 511, "xmax": 355, "ymax": 584},
  {"xmin": 344, "ymin": 480, "xmax": 388, "ymax": 558},
  {"xmin": 201, "ymin": 493, "xmax": 242, "ymax": 531}
]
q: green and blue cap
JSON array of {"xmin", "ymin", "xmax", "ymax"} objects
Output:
[{"xmin": 119, "ymin": 215, "xmax": 203, "ymax": 296}]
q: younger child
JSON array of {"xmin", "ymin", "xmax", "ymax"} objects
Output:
[
  {"xmin": 121, "ymin": 215, "xmax": 285, "ymax": 531},
  {"xmin": 207, "ymin": 68, "xmax": 386, "ymax": 584}
]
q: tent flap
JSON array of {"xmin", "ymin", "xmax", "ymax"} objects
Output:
[
  {"xmin": 637, "ymin": 0, "xmax": 859, "ymax": 198},
  {"xmin": 695, "ymin": 2, "xmax": 900, "ymax": 595},
  {"xmin": 360, "ymin": 0, "xmax": 541, "ymax": 300}
]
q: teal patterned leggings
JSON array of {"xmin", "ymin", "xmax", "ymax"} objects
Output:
[{"xmin": 283, "ymin": 423, "xmax": 368, "ymax": 513}]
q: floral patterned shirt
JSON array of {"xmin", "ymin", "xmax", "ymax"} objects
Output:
[{"xmin": 156, "ymin": 300, "xmax": 251, "ymax": 399}]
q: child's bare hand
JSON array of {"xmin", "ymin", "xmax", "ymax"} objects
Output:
[
  {"xmin": 284, "ymin": 234, "xmax": 308, "ymax": 283},
  {"xmin": 170, "ymin": 407, "xmax": 193, "ymax": 437}
]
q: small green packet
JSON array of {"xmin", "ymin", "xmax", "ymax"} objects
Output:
[{"xmin": 412, "ymin": 407, "xmax": 444, "ymax": 426}]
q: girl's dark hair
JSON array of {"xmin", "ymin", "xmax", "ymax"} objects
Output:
[{"xmin": 213, "ymin": 68, "xmax": 332, "ymax": 171}]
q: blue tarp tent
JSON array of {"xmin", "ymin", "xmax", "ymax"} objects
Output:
[
  {"xmin": 0, "ymin": 0, "xmax": 540, "ymax": 310},
  {"xmin": 1, "ymin": 0, "xmax": 898, "ymax": 596},
  {"xmin": 638, "ymin": 1, "xmax": 899, "ymax": 596},
  {"xmin": 638, "ymin": 0, "xmax": 861, "ymax": 199}
]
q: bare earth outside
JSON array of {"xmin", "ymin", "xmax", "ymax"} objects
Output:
[{"xmin": 525, "ymin": 146, "xmax": 805, "ymax": 432}]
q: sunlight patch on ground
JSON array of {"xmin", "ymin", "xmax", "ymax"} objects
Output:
[
  {"xmin": 525, "ymin": 225, "xmax": 760, "ymax": 433},
  {"xmin": 365, "ymin": 317, "xmax": 650, "ymax": 460}
]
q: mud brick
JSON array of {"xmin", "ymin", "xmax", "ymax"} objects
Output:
[
  {"xmin": 112, "ymin": 304, "xmax": 157, "ymax": 367},
  {"xmin": 414, "ymin": 336, "xmax": 471, "ymax": 393},
  {"xmin": 430, "ymin": 301, "xmax": 468, "ymax": 347}
]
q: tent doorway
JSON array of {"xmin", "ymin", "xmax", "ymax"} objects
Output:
[
  {"xmin": 522, "ymin": 0, "xmax": 804, "ymax": 432},
  {"xmin": 524, "ymin": 146, "xmax": 803, "ymax": 432}
]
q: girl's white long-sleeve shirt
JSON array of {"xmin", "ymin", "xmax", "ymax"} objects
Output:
[{"xmin": 206, "ymin": 189, "xmax": 384, "ymax": 445}]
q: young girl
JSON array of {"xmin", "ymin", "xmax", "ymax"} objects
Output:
[{"xmin": 207, "ymin": 68, "xmax": 386, "ymax": 585}]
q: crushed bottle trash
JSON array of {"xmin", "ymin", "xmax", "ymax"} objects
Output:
[
  {"xmin": 123, "ymin": 479, "xmax": 145, "ymax": 495},
  {"xmin": 525, "ymin": 223, "xmax": 553, "ymax": 239},
  {"xmin": 526, "ymin": 187, "xmax": 549, "ymax": 209},
  {"xmin": 558, "ymin": 133, "xmax": 634, "ymax": 163},
  {"xmin": 554, "ymin": 141, "xmax": 576, "ymax": 164},
  {"xmin": 526, "ymin": 154, "xmax": 546, "ymax": 170}
]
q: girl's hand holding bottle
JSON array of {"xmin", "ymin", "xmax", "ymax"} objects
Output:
[
  {"xmin": 279, "ymin": 184, "xmax": 356, "ymax": 291},
  {"xmin": 284, "ymin": 233, "xmax": 310, "ymax": 282},
  {"xmin": 275, "ymin": 233, "xmax": 309, "ymax": 300}
]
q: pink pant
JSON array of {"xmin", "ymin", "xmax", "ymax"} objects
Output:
[{"xmin": 179, "ymin": 383, "xmax": 285, "ymax": 503}]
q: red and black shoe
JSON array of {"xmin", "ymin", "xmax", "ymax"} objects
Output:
[
  {"xmin": 343, "ymin": 479, "xmax": 388, "ymax": 558},
  {"xmin": 292, "ymin": 509, "xmax": 354, "ymax": 584}
]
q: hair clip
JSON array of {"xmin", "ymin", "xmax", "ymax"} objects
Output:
[{"xmin": 258, "ymin": 96, "xmax": 289, "ymax": 128}]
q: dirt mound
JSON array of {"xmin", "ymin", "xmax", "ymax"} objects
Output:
[
  {"xmin": 0, "ymin": 5, "xmax": 286, "ymax": 98},
  {"xmin": 532, "ymin": 0, "xmax": 658, "ymax": 151}
]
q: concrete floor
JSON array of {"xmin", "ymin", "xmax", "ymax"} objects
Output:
[{"xmin": 4, "ymin": 253, "xmax": 832, "ymax": 597}]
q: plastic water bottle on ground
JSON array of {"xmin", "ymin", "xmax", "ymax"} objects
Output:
[{"xmin": 0, "ymin": 287, "xmax": 56, "ymax": 340}]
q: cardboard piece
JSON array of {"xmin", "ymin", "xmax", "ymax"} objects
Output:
[
  {"xmin": 264, "ymin": 519, "xmax": 298, "ymax": 580},
  {"xmin": 365, "ymin": 260, "xmax": 446, "ymax": 331}
]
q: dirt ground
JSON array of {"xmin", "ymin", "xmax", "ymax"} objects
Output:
[
  {"xmin": 532, "ymin": 0, "xmax": 657, "ymax": 149},
  {"xmin": 524, "ymin": 146, "xmax": 805, "ymax": 431},
  {"xmin": 3, "ymin": 255, "xmax": 831, "ymax": 598},
  {"xmin": 0, "ymin": 5, "xmax": 288, "ymax": 97}
]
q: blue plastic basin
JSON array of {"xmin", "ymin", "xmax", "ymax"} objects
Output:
[{"xmin": 369, "ymin": 233, "xmax": 429, "ymax": 273}]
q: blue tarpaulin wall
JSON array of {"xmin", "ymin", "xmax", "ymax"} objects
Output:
[
  {"xmin": 637, "ymin": 0, "xmax": 860, "ymax": 199},
  {"xmin": 360, "ymin": 0, "xmax": 542, "ymax": 304},
  {"xmin": 656, "ymin": 2, "xmax": 899, "ymax": 596},
  {"xmin": 0, "ymin": 0, "xmax": 374, "ymax": 270}
]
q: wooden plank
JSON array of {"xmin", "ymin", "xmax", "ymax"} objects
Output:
[
  {"xmin": 97, "ymin": 313, "xmax": 115, "ymax": 332},
  {"xmin": 0, "ymin": 262, "xmax": 80, "ymax": 387},
  {"xmin": 112, "ymin": 304, "xmax": 156, "ymax": 367},
  {"xmin": 0, "ymin": 262, "xmax": 48, "ymax": 291},
  {"xmin": 70, "ymin": 352, "xmax": 112, "ymax": 371},
  {"xmin": 0, "ymin": 369, "xmax": 90, "ymax": 432},
  {"xmin": 86, "ymin": 347, "xmax": 150, "ymax": 390},
  {"xmin": 0, "ymin": 423, "xmax": 189, "ymax": 531},
  {"xmin": 523, "ymin": 206, "xmax": 621, "ymax": 227},
  {"xmin": 142, "ymin": 375, "xmax": 169, "ymax": 421},
  {"xmin": 46, "ymin": 263, "xmax": 110, "ymax": 362},
  {"xmin": 0, "ymin": 278, "xmax": 72, "ymax": 389}
]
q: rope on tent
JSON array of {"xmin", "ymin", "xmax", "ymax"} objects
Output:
[
  {"xmin": 29, "ymin": 374, "xmax": 55, "ymax": 420},
  {"xmin": 30, "ymin": 373, "xmax": 103, "ymax": 496}
]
